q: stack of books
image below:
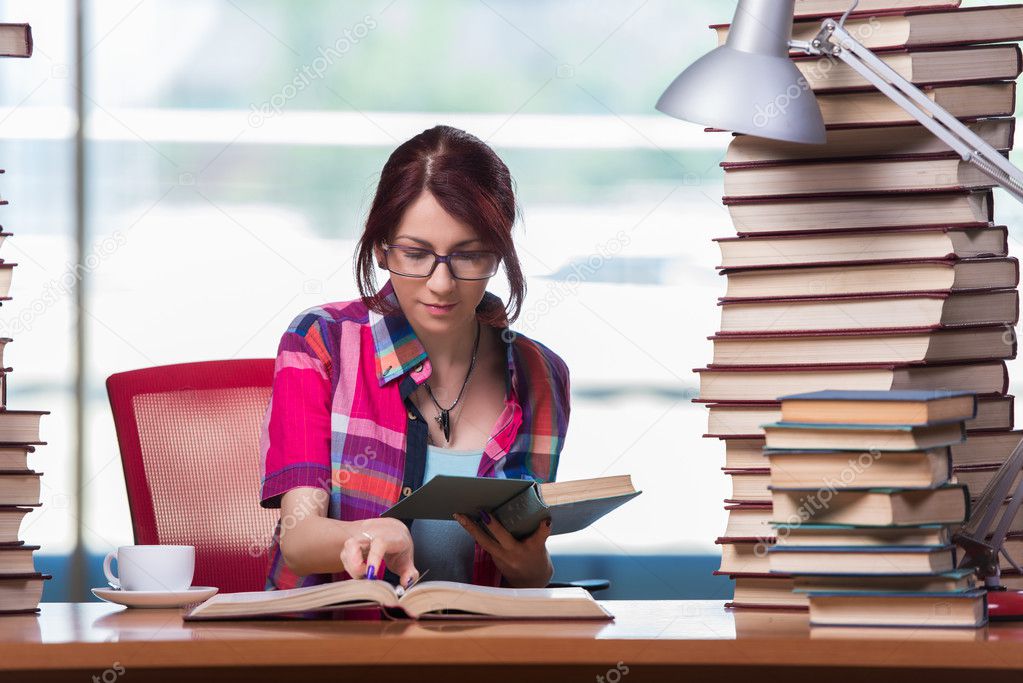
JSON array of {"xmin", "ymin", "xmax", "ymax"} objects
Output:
[
  {"xmin": 0, "ymin": 22, "xmax": 49, "ymax": 616},
  {"xmin": 696, "ymin": 0, "xmax": 1023, "ymax": 609},
  {"xmin": 764, "ymin": 390, "xmax": 986, "ymax": 629}
]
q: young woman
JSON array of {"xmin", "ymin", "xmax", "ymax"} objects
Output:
[{"xmin": 258, "ymin": 125, "xmax": 571, "ymax": 595}]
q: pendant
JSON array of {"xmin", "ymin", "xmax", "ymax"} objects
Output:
[{"xmin": 435, "ymin": 409, "xmax": 451, "ymax": 442}]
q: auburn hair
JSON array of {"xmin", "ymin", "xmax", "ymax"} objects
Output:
[{"xmin": 355, "ymin": 125, "xmax": 525, "ymax": 326}]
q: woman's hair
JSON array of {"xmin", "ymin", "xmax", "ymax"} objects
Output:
[{"xmin": 355, "ymin": 125, "xmax": 525, "ymax": 326}]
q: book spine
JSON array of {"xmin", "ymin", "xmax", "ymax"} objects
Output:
[
  {"xmin": 492, "ymin": 483, "xmax": 549, "ymax": 540},
  {"xmin": 1013, "ymin": 81, "xmax": 1019, "ymax": 123}
]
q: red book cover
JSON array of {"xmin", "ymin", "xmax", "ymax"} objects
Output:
[
  {"xmin": 701, "ymin": 396, "xmax": 1013, "ymax": 438},
  {"xmin": 709, "ymin": 5, "xmax": 1023, "ymax": 54},
  {"xmin": 786, "ymin": 44, "xmax": 1023, "ymax": 94},
  {"xmin": 716, "ymin": 282, "xmax": 1018, "ymax": 304},
  {"xmin": 718, "ymin": 257, "xmax": 1019, "ymax": 289},
  {"xmin": 0, "ymin": 24, "xmax": 32, "ymax": 59},
  {"xmin": 712, "ymin": 323, "xmax": 1014, "ymax": 339},
  {"xmin": 790, "ymin": 1, "xmax": 960, "ymax": 20},
  {"xmin": 692, "ymin": 360, "xmax": 1010, "ymax": 399},
  {"xmin": 721, "ymin": 191, "xmax": 994, "ymax": 238},
  {"xmin": 714, "ymin": 226, "xmax": 1008, "ymax": 270},
  {"xmin": 722, "ymin": 188, "xmax": 992, "ymax": 207},
  {"xmin": 717, "ymin": 115, "xmax": 1014, "ymax": 147}
]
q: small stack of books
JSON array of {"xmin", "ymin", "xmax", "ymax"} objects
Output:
[
  {"xmin": 697, "ymin": 0, "xmax": 1023, "ymax": 609},
  {"xmin": 0, "ymin": 22, "xmax": 49, "ymax": 616},
  {"xmin": 764, "ymin": 389, "xmax": 987, "ymax": 629}
]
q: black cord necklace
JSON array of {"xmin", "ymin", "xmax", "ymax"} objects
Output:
[{"xmin": 422, "ymin": 319, "xmax": 481, "ymax": 443}]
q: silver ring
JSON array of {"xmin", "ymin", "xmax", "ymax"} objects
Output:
[{"xmin": 361, "ymin": 531, "xmax": 374, "ymax": 542}]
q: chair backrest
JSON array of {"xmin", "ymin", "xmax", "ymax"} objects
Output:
[{"xmin": 105, "ymin": 359, "xmax": 280, "ymax": 593}]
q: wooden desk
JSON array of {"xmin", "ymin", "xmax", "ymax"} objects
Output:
[{"xmin": 2, "ymin": 601, "xmax": 1023, "ymax": 682}]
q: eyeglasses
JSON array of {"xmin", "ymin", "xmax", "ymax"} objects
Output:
[{"xmin": 380, "ymin": 243, "xmax": 501, "ymax": 280}]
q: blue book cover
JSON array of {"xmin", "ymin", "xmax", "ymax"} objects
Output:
[
  {"xmin": 761, "ymin": 421, "xmax": 967, "ymax": 434},
  {"xmin": 771, "ymin": 522, "xmax": 947, "ymax": 530},
  {"xmin": 764, "ymin": 447, "xmax": 951, "ymax": 455},
  {"xmin": 809, "ymin": 618, "xmax": 989, "ymax": 629},
  {"xmin": 759, "ymin": 421, "xmax": 968, "ymax": 452},
  {"xmin": 808, "ymin": 588, "xmax": 989, "ymax": 629},
  {"xmin": 769, "ymin": 546, "xmax": 960, "ymax": 576},
  {"xmin": 768, "ymin": 544, "xmax": 954, "ymax": 554},
  {"xmin": 763, "ymin": 446, "xmax": 955, "ymax": 481},
  {"xmin": 768, "ymin": 484, "xmax": 971, "ymax": 526},
  {"xmin": 806, "ymin": 587, "xmax": 986, "ymax": 599},
  {"xmin": 792, "ymin": 568, "xmax": 977, "ymax": 594}
]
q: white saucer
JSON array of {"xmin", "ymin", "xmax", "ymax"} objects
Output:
[{"xmin": 91, "ymin": 585, "xmax": 218, "ymax": 609}]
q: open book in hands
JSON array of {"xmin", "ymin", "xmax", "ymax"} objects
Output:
[
  {"xmin": 381, "ymin": 474, "xmax": 641, "ymax": 539},
  {"xmin": 182, "ymin": 578, "xmax": 614, "ymax": 621}
]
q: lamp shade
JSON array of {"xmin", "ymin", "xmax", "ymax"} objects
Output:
[{"xmin": 655, "ymin": 0, "xmax": 826, "ymax": 144}]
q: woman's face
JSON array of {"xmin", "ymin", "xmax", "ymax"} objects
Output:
[{"xmin": 374, "ymin": 190, "xmax": 491, "ymax": 334}]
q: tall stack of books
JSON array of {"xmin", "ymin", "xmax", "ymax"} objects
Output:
[
  {"xmin": 0, "ymin": 22, "xmax": 48, "ymax": 616},
  {"xmin": 695, "ymin": 0, "xmax": 1023, "ymax": 609},
  {"xmin": 764, "ymin": 390, "xmax": 986, "ymax": 629}
]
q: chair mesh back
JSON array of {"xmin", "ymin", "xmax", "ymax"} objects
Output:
[{"xmin": 106, "ymin": 360, "xmax": 280, "ymax": 593}]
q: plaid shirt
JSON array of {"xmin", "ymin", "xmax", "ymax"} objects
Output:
[{"xmin": 259, "ymin": 278, "xmax": 570, "ymax": 594}]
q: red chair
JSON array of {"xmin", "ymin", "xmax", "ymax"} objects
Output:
[{"xmin": 105, "ymin": 359, "xmax": 280, "ymax": 593}]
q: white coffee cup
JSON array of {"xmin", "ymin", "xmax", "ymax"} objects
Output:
[{"xmin": 103, "ymin": 545, "xmax": 195, "ymax": 592}]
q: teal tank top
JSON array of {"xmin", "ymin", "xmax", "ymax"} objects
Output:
[{"xmin": 410, "ymin": 444, "xmax": 485, "ymax": 584}]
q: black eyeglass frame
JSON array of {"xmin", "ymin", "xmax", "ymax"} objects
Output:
[{"xmin": 380, "ymin": 243, "xmax": 502, "ymax": 280}]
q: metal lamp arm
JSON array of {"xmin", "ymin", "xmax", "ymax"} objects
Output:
[
  {"xmin": 790, "ymin": 19, "xmax": 1023, "ymax": 204},
  {"xmin": 955, "ymin": 437, "xmax": 1023, "ymax": 577}
]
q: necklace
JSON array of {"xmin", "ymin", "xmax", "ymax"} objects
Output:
[{"xmin": 422, "ymin": 319, "xmax": 481, "ymax": 444}]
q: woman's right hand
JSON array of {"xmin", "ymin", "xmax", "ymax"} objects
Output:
[{"xmin": 341, "ymin": 518, "xmax": 419, "ymax": 588}]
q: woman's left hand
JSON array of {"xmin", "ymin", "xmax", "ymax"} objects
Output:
[{"xmin": 453, "ymin": 511, "xmax": 554, "ymax": 588}]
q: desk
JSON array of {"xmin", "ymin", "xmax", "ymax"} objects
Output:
[{"xmin": 1, "ymin": 601, "xmax": 1023, "ymax": 682}]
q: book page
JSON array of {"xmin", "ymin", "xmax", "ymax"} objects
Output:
[
  {"xmin": 188, "ymin": 579, "xmax": 400, "ymax": 618},
  {"xmin": 403, "ymin": 580, "xmax": 590, "ymax": 600}
]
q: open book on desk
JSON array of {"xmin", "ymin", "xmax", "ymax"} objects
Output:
[
  {"xmin": 381, "ymin": 474, "xmax": 641, "ymax": 539},
  {"xmin": 182, "ymin": 579, "xmax": 614, "ymax": 622}
]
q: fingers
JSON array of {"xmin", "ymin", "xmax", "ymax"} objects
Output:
[
  {"xmin": 530, "ymin": 517, "xmax": 553, "ymax": 546},
  {"xmin": 363, "ymin": 537, "xmax": 387, "ymax": 581},
  {"xmin": 397, "ymin": 566, "xmax": 420, "ymax": 590},
  {"xmin": 453, "ymin": 512, "xmax": 499, "ymax": 555},
  {"xmin": 477, "ymin": 509, "xmax": 517, "ymax": 547},
  {"xmin": 385, "ymin": 539, "xmax": 420, "ymax": 589},
  {"xmin": 339, "ymin": 534, "xmax": 371, "ymax": 578}
]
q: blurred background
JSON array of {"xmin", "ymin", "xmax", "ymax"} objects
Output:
[{"xmin": 2, "ymin": 0, "xmax": 1020, "ymax": 602}]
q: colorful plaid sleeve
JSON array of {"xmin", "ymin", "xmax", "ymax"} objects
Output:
[
  {"xmin": 503, "ymin": 336, "xmax": 571, "ymax": 486},
  {"xmin": 538, "ymin": 341, "xmax": 570, "ymax": 484},
  {"xmin": 259, "ymin": 310, "xmax": 334, "ymax": 508}
]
